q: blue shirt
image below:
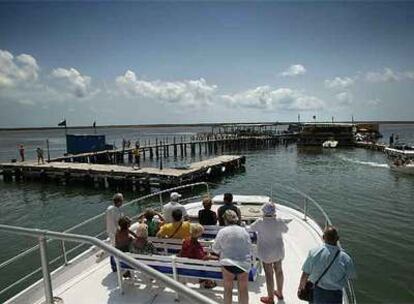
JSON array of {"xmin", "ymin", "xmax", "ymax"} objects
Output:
[{"xmin": 302, "ymin": 244, "xmax": 356, "ymax": 291}]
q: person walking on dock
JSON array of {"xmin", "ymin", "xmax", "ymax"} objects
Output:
[
  {"xmin": 162, "ymin": 192, "xmax": 188, "ymax": 223},
  {"xmin": 36, "ymin": 147, "xmax": 45, "ymax": 164},
  {"xmin": 106, "ymin": 193, "xmax": 124, "ymax": 245},
  {"xmin": 298, "ymin": 226, "xmax": 356, "ymax": 304},
  {"xmin": 18, "ymin": 144, "xmax": 25, "ymax": 162}
]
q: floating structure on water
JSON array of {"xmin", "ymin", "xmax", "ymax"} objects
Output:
[{"xmin": 0, "ymin": 155, "xmax": 245, "ymax": 190}]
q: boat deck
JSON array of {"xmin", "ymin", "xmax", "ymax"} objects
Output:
[{"xmin": 8, "ymin": 206, "xmax": 323, "ymax": 304}]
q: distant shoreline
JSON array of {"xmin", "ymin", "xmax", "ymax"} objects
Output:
[{"xmin": 0, "ymin": 120, "xmax": 413, "ymax": 131}]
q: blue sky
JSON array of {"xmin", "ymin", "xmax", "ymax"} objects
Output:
[{"xmin": 0, "ymin": 2, "xmax": 413, "ymax": 127}]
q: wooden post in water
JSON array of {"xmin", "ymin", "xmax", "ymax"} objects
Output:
[
  {"xmin": 155, "ymin": 138, "xmax": 159, "ymax": 160},
  {"xmin": 173, "ymin": 137, "xmax": 177, "ymax": 158}
]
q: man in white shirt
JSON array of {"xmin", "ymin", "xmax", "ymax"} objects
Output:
[
  {"xmin": 106, "ymin": 193, "xmax": 124, "ymax": 245},
  {"xmin": 162, "ymin": 192, "xmax": 188, "ymax": 223}
]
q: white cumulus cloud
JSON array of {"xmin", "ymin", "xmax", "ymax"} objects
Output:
[
  {"xmin": 222, "ymin": 86, "xmax": 324, "ymax": 111},
  {"xmin": 51, "ymin": 67, "xmax": 92, "ymax": 98},
  {"xmin": 280, "ymin": 64, "xmax": 306, "ymax": 77},
  {"xmin": 335, "ymin": 92, "xmax": 353, "ymax": 105},
  {"xmin": 325, "ymin": 77, "xmax": 354, "ymax": 89},
  {"xmin": 0, "ymin": 50, "xmax": 39, "ymax": 88},
  {"xmin": 115, "ymin": 70, "xmax": 217, "ymax": 106},
  {"xmin": 365, "ymin": 68, "xmax": 400, "ymax": 83}
]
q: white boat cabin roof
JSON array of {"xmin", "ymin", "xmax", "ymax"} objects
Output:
[{"xmin": 212, "ymin": 194, "xmax": 271, "ymax": 205}]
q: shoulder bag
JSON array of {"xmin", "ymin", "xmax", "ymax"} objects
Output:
[{"xmin": 298, "ymin": 249, "xmax": 341, "ymax": 302}]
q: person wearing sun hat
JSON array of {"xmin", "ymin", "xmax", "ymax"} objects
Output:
[{"xmin": 249, "ymin": 201, "xmax": 289, "ymax": 303}]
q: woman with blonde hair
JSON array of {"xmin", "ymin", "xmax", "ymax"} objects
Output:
[{"xmin": 131, "ymin": 223, "xmax": 156, "ymax": 254}]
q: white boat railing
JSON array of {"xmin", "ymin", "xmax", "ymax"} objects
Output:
[
  {"xmin": 0, "ymin": 224, "xmax": 218, "ymax": 304},
  {"xmin": 270, "ymin": 183, "xmax": 356, "ymax": 304},
  {"xmin": 0, "ymin": 181, "xmax": 356, "ymax": 304},
  {"xmin": 0, "ymin": 182, "xmax": 210, "ymax": 302}
]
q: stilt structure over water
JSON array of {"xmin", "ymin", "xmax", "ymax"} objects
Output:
[
  {"xmin": 0, "ymin": 155, "xmax": 245, "ymax": 190},
  {"xmin": 47, "ymin": 133, "xmax": 296, "ymax": 165}
]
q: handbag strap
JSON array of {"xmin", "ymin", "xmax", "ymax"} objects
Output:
[
  {"xmin": 168, "ymin": 221, "xmax": 183, "ymax": 238},
  {"xmin": 315, "ymin": 249, "xmax": 341, "ymax": 286}
]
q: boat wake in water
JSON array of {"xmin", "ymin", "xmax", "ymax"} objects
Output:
[{"xmin": 338, "ymin": 156, "xmax": 389, "ymax": 168}]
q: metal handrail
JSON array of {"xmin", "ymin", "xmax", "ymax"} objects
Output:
[
  {"xmin": 0, "ymin": 182, "xmax": 210, "ymax": 300},
  {"xmin": 270, "ymin": 183, "xmax": 356, "ymax": 304},
  {"xmin": 0, "ymin": 224, "xmax": 218, "ymax": 304}
]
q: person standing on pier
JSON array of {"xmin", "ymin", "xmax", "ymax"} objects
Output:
[
  {"xmin": 18, "ymin": 144, "xmax": 25, "ymax": 162},
  {"xmin": 389, "ymin": 133, "xmax": 394, "ymax": 147},
  {"xmin": 36, "ymin": 147, "xmax": 45, "ymax": 164},
  {"xmin": 106, "ymin": 193, "xmax": 124, "ymax": 245}
]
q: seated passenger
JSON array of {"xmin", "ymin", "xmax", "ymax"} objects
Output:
[
  {"xmin": 131, "ymin": 223, "xmax": 157, "ymax": 254},
  {"xmin": 115, "ymin": 216, "xmax": 134, "ymax": 252},
  {"xmin": 180, "ymin": 223, "xmax": 218, "ymax": 288},
  {"xmin": 156, "ymin": 209, "xmax": 190, "ymax": 239},
  {"xmin": 198, "ymin": 197, "xmax": 218, "ymax": 226},
  {"xmin": 217, "ymin": 193, "xmax": 241, "ymax": 226},
  {"xmin": 137, "ymin": 208, "xmax": 164, "ymax": 237},
  {"xmin": 163, "ymin": 192, "xmax": 189, "ymax": 223}
]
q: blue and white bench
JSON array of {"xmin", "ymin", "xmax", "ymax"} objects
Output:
[{"xmin": 112, "ymin": 252, "xmax": 261, "ymax": 295}]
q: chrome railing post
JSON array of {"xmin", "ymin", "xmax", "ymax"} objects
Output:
[
  {"xmin": 303, "ymin": 198, "xmax": 308, "ymax": 221},
  {"xmin": 61, "ymin": 240, "xmax": 68, "ymax": 266},
  {"xmin": 38, "ymin": 235, "xmax": 54, "ymax": 304},
  {"xmin": 159, "ymin": 193, "xmax": 163, "ymax": 210}
]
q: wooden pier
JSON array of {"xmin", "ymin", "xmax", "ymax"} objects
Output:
[
  {"xmin": 47, "ymin": 134, "xmax": 296, "ymax": 165},
  {"xmin": 354, "ymin": 142, "xmax": 387, "ymax": 152},
  {"xmin": 0, "ymin": 155, "xmax": 245, "ymax": 190}
]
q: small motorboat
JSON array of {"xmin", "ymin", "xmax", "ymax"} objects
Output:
[
  {"xmin": 322, "ymin": 138, "xmax": 338, "ymax": 148},
  {"xmin": 385, "ymin": 144, "xmax": 414, "ymax": 175}
]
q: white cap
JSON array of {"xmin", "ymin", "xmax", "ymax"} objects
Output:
[{"xmin": 170, "ymin": 192, "xmax": 182, "ymax": 200}]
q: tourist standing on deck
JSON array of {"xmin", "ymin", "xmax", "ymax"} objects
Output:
[
  {"xmin": 106, "ymin": 193, "xmax": 124, "ymax": 245},
  {"xmin": 217, "ymin": 193, "xmax": 241, "ymax": 226},
  {"xmin": 213, "ymin": 210, "xmax": 251, "ymax": 304},
  {"xmin": 298, "ymin": 226, "xmax": 356, "ymax": 304},
  {"xmin": 18, "ymin": 144, "xmax": 24, "ymax": 162},
  {"xmin": 249, "ymin": 202, "xmax": 289, "ymax": 303},
  {"xmin": 162, "ymin": 192, "xmax": 188, "ymax": 223},
  {"xmin": 36, "ymin": 147, "xmax": 44, "ymax": 164}
]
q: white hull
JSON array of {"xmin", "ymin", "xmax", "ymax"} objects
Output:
[
  {"xmin": 322, "ymin": 140, "xmax": 338, "ymax": 148},
  {"xmin": 390, "ymin": 164, "xmax": 414, "ymax": 175}
]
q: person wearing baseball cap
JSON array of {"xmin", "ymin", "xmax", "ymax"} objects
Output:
[{"xmin": 162, "ymin": 192, "xmax": 188, "ymax": 223}]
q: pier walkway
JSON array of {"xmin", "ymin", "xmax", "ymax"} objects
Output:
[{"xmin": 0, "ymin": 155, "xmax": 245, "ymax": 190}]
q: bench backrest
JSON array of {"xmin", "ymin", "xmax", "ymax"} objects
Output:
[{"xmin": 112, "ymin": 253, "xmax": 260, "ymax": 282}]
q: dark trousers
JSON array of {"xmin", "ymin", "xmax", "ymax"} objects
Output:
[{"xmin": 312, "ymin": 286, "xmax": 342, "ymax": 304}]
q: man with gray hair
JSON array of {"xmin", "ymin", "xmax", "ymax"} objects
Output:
[
  {"xmin": 162, "ymin": 192, "xmax": 188, "ymax": 223},
  {"xmin": 106, "ymin": 193, "xmax": 124, "ymax": 245}
]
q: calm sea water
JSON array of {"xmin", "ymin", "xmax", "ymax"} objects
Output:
[{"xmin": 0, "ymin": 124, "xmax": 413, "ymax": 303}]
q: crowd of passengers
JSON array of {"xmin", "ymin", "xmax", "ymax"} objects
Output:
[{"xmin": 106, "ymin": 192, "xmax": 355, "ymax": 304}]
